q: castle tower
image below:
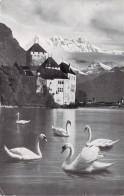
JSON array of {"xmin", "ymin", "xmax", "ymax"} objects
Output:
[{"xmin": 26, "ymin": 36, "xmax": 47, "ymax": 75}]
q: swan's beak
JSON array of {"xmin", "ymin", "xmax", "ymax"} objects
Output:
[
  {"xmin": 44, "ymin": 137, "xmax": 47, "ymax": 142},
  {"xmin": 61, "ymin": 145, "xmax": 66, "ymax": 153},
  {"xmin": 42, "ymin": 135, "xmax": 47, "ymax": 141},
  {"xmin": 84, "ymin": 127, "xmax": 88, "ymax": 132},
  {"xmin": 61, "ymin": 149, "xmax": 64, "ymax": 153}
]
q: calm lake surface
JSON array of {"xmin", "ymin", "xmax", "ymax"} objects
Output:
[{"xmin": 0, "ymin": 107, "xmax": 124, "ymax": 196}]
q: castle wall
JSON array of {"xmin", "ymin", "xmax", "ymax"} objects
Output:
[
  {"xmin": 31, "ymin": 52, "xmax": 46, "ymax": 66},
  {"xmin": 26, "ymin": 51, "xmax": 46, "ymax": 67}
]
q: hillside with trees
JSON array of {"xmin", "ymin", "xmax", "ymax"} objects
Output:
[
  {"xmin": 77, "ymin": 69, "xmax": 124, "ymax": 102},
  {"xmin": 0, "ymin": 23, "xmax": 26, "ymax": 66}
]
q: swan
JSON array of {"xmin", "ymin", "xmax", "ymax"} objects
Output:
[
  {"xmin": 52, "ymin": 120, "xmax": 71, "ymax": 137},
  {"xmin": 61, "ymin": 143, "xmax": 114, "ymax": 173},
  {"xmin": 4, "ymin": 134, "xmax": 47, "ymax": 160},
  {"xmin": 84, "ymin": 125, "xmax": 119, "ymax": 149},
  {"xmin": 16, "ymin": 112, "xmax": 30, "ymax": 124}
]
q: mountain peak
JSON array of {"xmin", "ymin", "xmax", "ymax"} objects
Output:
[
  {"xmin": 83, "ymin": 62, "xmax": 112, "ymax": 75},
  {"xmin": 25, "ymin": 35, "xmax": 124, "ymax": 55}
]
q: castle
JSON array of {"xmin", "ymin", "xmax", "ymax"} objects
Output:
[{"xmin": 25, "ymin": 37, "xmax": 76, "ymax": 106}]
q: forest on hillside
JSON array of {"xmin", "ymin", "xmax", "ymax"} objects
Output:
[{"xmin": 0, "ymin": 65, "xmax": 55, "ymax": 107}]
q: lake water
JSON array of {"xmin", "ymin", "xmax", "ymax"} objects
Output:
[{"xmin": 0, "ymin": 107, "xmax": 124, "ymax": 196}]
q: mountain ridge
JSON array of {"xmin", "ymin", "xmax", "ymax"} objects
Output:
[{"xmin": 25, "ymin": 35, "xmax": 124, "ymax": 55}]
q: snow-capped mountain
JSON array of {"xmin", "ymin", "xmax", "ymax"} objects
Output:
[
  {"xmin": 83, "ymin": 63, "xmax": 112, "ymax": 75},
  {"xmin": 49, "ymin": 36, "xmax": 99, "ymax": 53},
  {"xmin": 25, "ymin": 36, "xmax": 124, "ymax": 76},
  {"xmin": 25, "ymin": 35, "xmax": 124, "ymax": 55},
  {"xmin": 109, "ymin": 66, "xmax": 124, "ymax": 73},
  {"xmin": 70, "ymin": 65, "xmax": 87, "ymax": 75}
]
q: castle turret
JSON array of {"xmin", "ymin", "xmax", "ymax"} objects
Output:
[{"xmin": 26, "ymin": 36, "xmax": 47, "ymax": 75}]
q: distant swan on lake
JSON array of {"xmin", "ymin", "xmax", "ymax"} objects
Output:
[
  {"xmin": 4, "ymin": 134, "xmax": 47, "ymax": 160},
  {"xmin": 61, "ymin": 143, "xmax": 114, "ymax": 173},
  {"xmin": 84, "ymin": 125, "xmax": 119, "ymax": 150},
  {"xmin": 52, "ymin": 120, "xmax": 71, "ymax": 137},
  {"xmin": 16, "ymin": 112, "xmax": 30, "ymax": 124}
]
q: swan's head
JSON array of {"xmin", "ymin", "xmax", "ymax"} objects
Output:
[
  {"xmin": 61, "ymin": 143, "xmax": 72, "ymax": 153},
  {"xmin": 67, "ymin": 120, "xmax": 71, "ymax": 125},
  {"xmin": 84, "ymin": 125, "xmax": 90, "ymax": 132},
  {"xmin": 39, "ymin": 134, "xmax": 47, "ymax": 141},
  {"xmin": 16, "ymin": 112, "xmax": 19, "ymax": 116}
]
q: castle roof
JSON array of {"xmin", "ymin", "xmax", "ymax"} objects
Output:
[
  {"xmin": 27, "ymin": 43, "xmax": 46, "ymax": 53},
  {"xmin": 20, "ymin": 65, "xmax": 34, "ymax": 76},
  {"xmin": 24, "ymin": 70, "xmax": 34, "ymax": 76},
  {"xmin": 13, "ymin": 62, "xmax": 24, "ymax": 74},
  {"xmin": 13, "ymin": 63, "xmax": 34, "ymax": 76},
  {"xmin": 20, "ymin": 66, "xmax": 31, "ymax": 71},
  {"xmin": 40, "ymin": 57, "xmax": 60, "ymax": 69},
  {"xmin": 37, "ymin": 57, "xmax": 68, "ymax": 79},
  {"xmin": 60, "ymin": 62, "xmax": 76, "ymax": 75}
]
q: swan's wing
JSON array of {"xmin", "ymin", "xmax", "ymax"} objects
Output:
[
  {"xmin": 10, "ymin": 147, "xmax": 36, "ymax": 157},
  {"xmin": 4, "ymin": 145, "xmax": 22, "ymax": 160},
  {"xmin": 83, "ymin": 161, "xmax": 114, "ymax": 173},
  {"xmin": 52, "ymin": 127, "xmax": 67, "ymax": 135},
  {"xmin": 71, "ymin": 154, "xmax": 90, "ymax": 170},
  {"xmin": 90, "ymin": 139, "xmax": 118, "ymax": 148},
  {"xmin": 76, "ymin": 146, "xmax": 101, "ymax": 164},
  {"xmin": 92, "ymin": 161, "xmax": 114, "ymax": 170},
  {"xmin": 69, "ymin": 146, "xmax": 100, "ymax": 171}
]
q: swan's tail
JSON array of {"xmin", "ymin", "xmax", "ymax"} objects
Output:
[
  {"xmin": 112, "ymin": 139, "xmax": 119, "ymax": 145},
  {"xmin": 4, "ymin": 145, "xmax": 10, "ymax": 153},
  {"xmin": 4, "ymin": 145, "xmax": 22, "ymax": 160},
  {"xmin": 93, "ymin": 161, "xmax": 114, "ymax": 171},
  {"xmin": 51, "ymin": 125, "xmax": 54, "ymax": 130}
]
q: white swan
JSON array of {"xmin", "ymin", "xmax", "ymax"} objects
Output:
[
  {"xmin": 16, "ymin": 112, "xmax": 30, "ymax": 124},
  {"xmin": 84, "ymin": 125, "xmax": 119, "ymax": 149},
  {"xmin": 52, "ymin": 120, "xmax": 71, "ymax": 137},
  {"xmin": 61, "ymin": 143, "xmax": 114, "ymax": 173},
  {"xmin": 4, "ymin": 134, "xmax": 47, "ymax": 160}
]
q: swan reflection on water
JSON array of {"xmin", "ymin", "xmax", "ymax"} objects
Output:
[{"xmin": 65, "ymin": 169, "xmax": 112, "ymax": 180}]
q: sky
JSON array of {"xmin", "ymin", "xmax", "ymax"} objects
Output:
[{"xmin": 0, "ymin": 0, "xmax": 124, "ymax": 51}]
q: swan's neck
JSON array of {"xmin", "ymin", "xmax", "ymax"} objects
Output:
[
  {"xmin": 17, "ymin": 113, "xmax": 20, "ymax": 121},
  {"xmin": 87, "ymin": 126, "xmax": 92, "ymax": 144},
  {"xmin": 35, "ymin": 137, "xmax": 42, "ymax": 156},
  {"xmin": 66, "ymin": 122, "xmax": 70, "ymax": 134},
  {"xmin": 64, "ymin": 146, "xmax": 74, "ymax": 165}
]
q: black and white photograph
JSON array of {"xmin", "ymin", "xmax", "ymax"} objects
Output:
[{"xmin": 0, "ymin": 0, "xmax": 124, "ymax": 195}]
